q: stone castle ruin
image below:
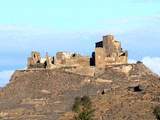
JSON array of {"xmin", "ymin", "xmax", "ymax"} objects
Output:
[
  {"xmin": 1, "ymin": 34, "xmax": 159, "ymax": 120},
  {"xmin": 95, "ymin": 35, "xmax": 128, "ymax": 68},
  {"xmin": 27, "ymin": 34, "xmax": 128, "ymax": 70}
]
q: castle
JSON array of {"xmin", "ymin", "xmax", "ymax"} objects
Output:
[
  {"xmin": 1, "ymin": 34, "xmax": 159, "ymax": 120},
  {"xmin": 27, "ymin": 34, "xmax": 128, "ymax": 69}
]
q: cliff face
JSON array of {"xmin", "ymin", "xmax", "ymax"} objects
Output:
[{"xmin": 0, "ymin": 63, "xmax": 160, "ymax": 120}]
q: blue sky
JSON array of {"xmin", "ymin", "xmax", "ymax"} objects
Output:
[{"xmin": 0, "ymin": 0, "xmax": 160, "ymax": 86}]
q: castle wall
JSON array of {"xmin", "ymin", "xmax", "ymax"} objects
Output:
[
  {"xmin": 76, "ymin": 57, "xmax": 90, "ymax": 66},
  {"xmin": 27, "ymin": 52, "xmax": 43, "ymax": 69},
  {"xmin": 31, "ymin": 51, "xmax": 41, "ymax": 63},
  {"xmin": 55, "ymin": 52, "xmax": 90, "ymax": 67},
  {"xmin": 27, "ymin": 57, "xmax": 34, "ymax": 67},
  {"xmin": 27, "ymin": 34, "xmax": 128, "ymax": 69},
  {"xmin": 95, "ymin": 48, "xmax": 105, "ymax": 68},
  {"xmin": 119, "ymin": 55, "xmax": 128, "ymax": 64}
]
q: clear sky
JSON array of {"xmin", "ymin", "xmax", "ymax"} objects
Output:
[{"xmin": 0, "ymin": 0, "xmax": 160, "ymax": 86}]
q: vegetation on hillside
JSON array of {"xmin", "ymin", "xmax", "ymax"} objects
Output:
[
  {"xmin": 72, "ymin": 96, "xmax": 95, "ymax": 120},
  {"xmin": 153, "ymin": 106, "xmax": 160, "ymax": 120}
]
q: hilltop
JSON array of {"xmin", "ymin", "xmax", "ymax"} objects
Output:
[{"xmin": 0, "ymin": 63, "xmax": 160, "ymax": 120}]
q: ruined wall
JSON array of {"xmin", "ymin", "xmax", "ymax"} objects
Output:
[
  {"xmin": 27, "ymin": 52, "xmax": 55, "ymax": 69},
  {"xmin": 28, "ymin": 52, "xmax": 41, "ymax": 65},
  {"xmin": 27, "ymin": 34, "xmax": 128, "ymax": 69},
  {"xmin": 27, "ymin": 51, "xmax": 45, "ymax": 69},
  {"xmin": 95, "ymin": 48, "xmax": 105, "ymax": 68},
  {"xmin": 76, "ymin": 57, "xmax": 90, "ymax": 66},
  {"xmin": 55, "ymin": 52, "xmax": 90, "ymax": 67},
  {"xmin": 45, "ymin": 53, "xmax": 53, "ymax": 69},
  {"xmin": 119, "ymin": 51, "xmax": 128, "ymax": 64},
  {"xmin": 55, "ymin": 52, "xmax": 73, "ymax": 65}
]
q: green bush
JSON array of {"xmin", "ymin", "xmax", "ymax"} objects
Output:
[
  {"xmin": 72, "ymin": 96, "xmax": 94, "ymax": 120},
  {"xmin": 72, "ymin": 96, "xmax": 92, "ymax": 113},
  {"xmin": 75, "ymin": 109, "xmax": 94, "ymax": 120},
  {"xmin": 72, "ymin": 97, "xmax": 82, "ymax": 112},
  {"xmin": 153, "ymin": 106, "xmax": 160, "ymax": 120},
  {"xmin": 81, "ymin": 96, "xmax": 92, "ymax": 109}
]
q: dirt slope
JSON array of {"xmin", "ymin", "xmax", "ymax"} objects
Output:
[{"xmin": 0, "ymin": 63, "xmax": 160, "ymax": 120}]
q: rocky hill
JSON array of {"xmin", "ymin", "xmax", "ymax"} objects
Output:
[{"xmin": 0, "ymin": 63, "xmax": 160, "ymax": 120}]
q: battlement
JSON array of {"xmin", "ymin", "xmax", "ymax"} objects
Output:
[{"xmin": 27, "ymin": 34, "xmax": 128, "ymax": 69}]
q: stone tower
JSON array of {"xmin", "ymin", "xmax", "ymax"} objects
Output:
[{"xmin": 95, "ymin": 35, "xmax": 128, "ymax": 68}]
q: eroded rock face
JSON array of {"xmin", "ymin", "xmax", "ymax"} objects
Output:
[{"xmin": 0, "ymin": 63, "xmax": 159, "ymax": 120}]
